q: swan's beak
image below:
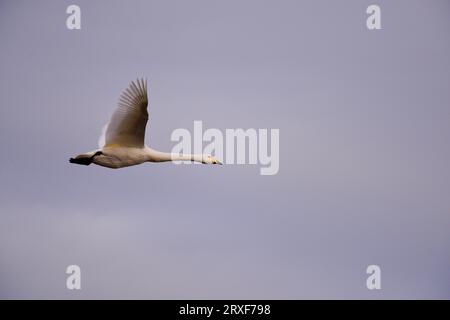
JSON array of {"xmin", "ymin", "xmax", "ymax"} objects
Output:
[{"xmin": 215, "ymin": 160, "xmax": 223, "ymax": 165}]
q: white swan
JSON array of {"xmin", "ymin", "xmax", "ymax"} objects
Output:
[{"xmin": 70, "ymin": 78, "xmax": 222, "ymax": 168}]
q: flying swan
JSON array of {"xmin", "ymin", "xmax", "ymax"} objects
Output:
[{"xmin": 70, "ymin": 78, "xmax": 222, "ymax": 168}]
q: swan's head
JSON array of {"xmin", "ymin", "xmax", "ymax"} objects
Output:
[{"xmin": 203, "ymin": 155, "xmax": 222, "ymax": 165}]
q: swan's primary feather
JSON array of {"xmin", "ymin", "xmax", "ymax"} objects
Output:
[{"xmin": 104, "ymin": 78, "xmax": 148, "ymax": 148}]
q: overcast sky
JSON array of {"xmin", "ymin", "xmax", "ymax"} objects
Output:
[{"xmin": 0, "ymin": 0, "xmax": 449, "ymax": 299}]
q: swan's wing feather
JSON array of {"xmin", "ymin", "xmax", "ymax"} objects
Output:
[
  {"xmin": 98, "ymin": 124, "xmax": 108, "ymax": 148},
  {"xmin": 104, "ymin": 78, "xmax": 148, "ymax": 148}
]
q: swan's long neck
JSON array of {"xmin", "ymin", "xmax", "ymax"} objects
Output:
[{"xmin": 145, "ymin": 148, "xmax": 205, "ymax": 163}]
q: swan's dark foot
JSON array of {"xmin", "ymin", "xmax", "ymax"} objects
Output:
[
  {"xmin": 69, "ymin": 157, "xmax": 92, "ymax": 165},
  {"xmin": 69, "ymin": 151, "xmax": 103, "ymax": 166}
]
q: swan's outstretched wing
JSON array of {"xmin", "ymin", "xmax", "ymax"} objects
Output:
[{"xmin": 103, "ymin": 78, "xmax": 148, "ymax": 148}]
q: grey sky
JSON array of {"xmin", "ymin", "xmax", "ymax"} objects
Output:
[{"xmin": 0, "ymin": 0, "xmax": 449, "ymax": 299}]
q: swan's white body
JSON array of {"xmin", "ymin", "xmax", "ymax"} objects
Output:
[{"xmin": 70, "ymin": 78, "xmax": 221, "ymax": 168}]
